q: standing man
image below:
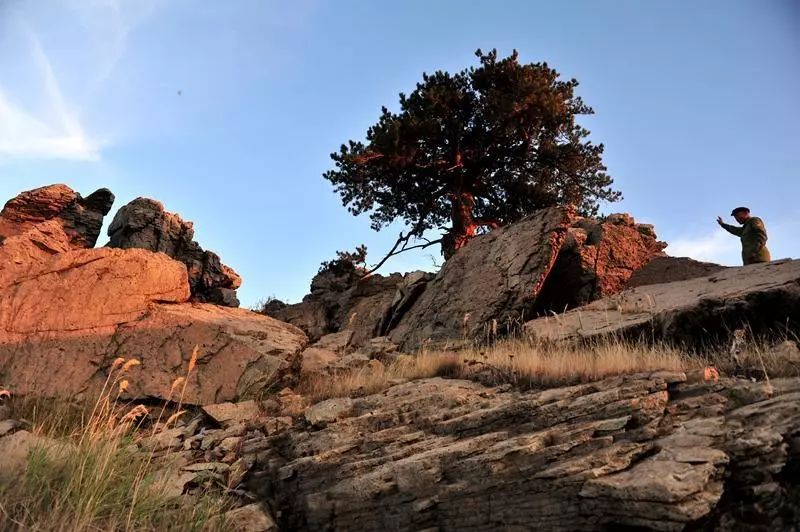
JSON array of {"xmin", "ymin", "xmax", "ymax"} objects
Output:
[{"xmin": 717, "ymin": 207, "xmax": 771, "ymax": 265}]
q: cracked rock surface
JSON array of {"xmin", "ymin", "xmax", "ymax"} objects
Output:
[{"xmin": 243, "ymin": 374, "xmax": 800, "ymax": 531}]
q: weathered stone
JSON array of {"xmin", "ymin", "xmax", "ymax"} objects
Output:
[
  {"xmin": 0, "ymin": 248, "xmax": 189, "ymax": 336},
  {"xmin": 276, "ymin": 388, "xmax": 305, "ymax": 418},
  {"xmin": 0, "ymin": 418, "xmax": 20, "ymax": 437},
  {"xmin": 0, "ymin": 184, "xmax": 114, "ymax": 249},
  {"xmin": 0, "ymin": 430, "xmax": 60, "ymax": 477},
  {"xmin": 265, "ymin": 271, "xmax": 433, "ymax": 347},
  {"xmin": 389, "ymin": 207, "xmax": 573, "ymax": 350},
  {"xmin": 107, "ymin": 197, "xmax": 242, "ymax": 307},
  {"xmin": 300, "ymin": 347, "xmax": 339, "ymax": 377},
  {"xmin": 0, "ymin": 220, "xmax": 74, "ymax": 289},
  {"xmin": 769, "ymin": 340, "xmax": 800, "ymax": 366},
  {"xmin": 203, "ymin": 401, "xmax": 262, "ymax": 426},
  {"xmin": 525, "ymin": 259, "xmax": 800, "ymax": 347},
  {"xmin": 111, "ymin": 304, "xmax": 307, "ymax": 404},
  {"xmin": 314, "ymin": 331, "xmax": 353, "ymax": 353},
  {"xmin": 304, "ymin": 397, "xmax": 354, "ymax": 427}
]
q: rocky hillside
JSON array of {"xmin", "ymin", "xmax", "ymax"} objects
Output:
[{"xmin": 1, "ymin": 183, "xmax": 799, "ymax": 531}]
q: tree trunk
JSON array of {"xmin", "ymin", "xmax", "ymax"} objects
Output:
[{"xmin": 442, "ymin": 192, "xmax": 476, "ymax": 260}]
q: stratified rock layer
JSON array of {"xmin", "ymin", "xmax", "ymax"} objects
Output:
[
  {"xmin": 246, "ymin": 374, "xmax": 800, "ymax": 531},
  {"xmin": 107, "ymin": 197, "xmax": 242, "ymax": 307},
  {"xmin": 0, "ymin": 184, "xmax": 114, "ymax": 248},
  {"xmin": 526, "ymin": 258, "xmax": 800, "ymax": 346}
]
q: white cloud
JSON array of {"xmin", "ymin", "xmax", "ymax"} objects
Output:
[
  {"xmin": 667, "ymin": 219, "xmax": 798, "ymax": 265},
  {"xmin": 667, "ymin": 230, "xmax": 740, "ymax": 265}
]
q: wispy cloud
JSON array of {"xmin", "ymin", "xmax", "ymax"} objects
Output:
[
  {"xmin": 0, "ymin": 0, "xmax": 165, "ymax": 162},
  {"xmin": 0, "ymin": 30, "xmax": 99, "ymax": 161}
]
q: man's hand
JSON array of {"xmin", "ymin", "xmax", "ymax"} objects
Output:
[{"xmin": 716, "ymin": 216, "xmax": 724, "ymax": 225}]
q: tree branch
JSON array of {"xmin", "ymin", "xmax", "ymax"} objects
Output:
[{"xmin": 362, "ymin": 231, "xmax": 443, "ymax": 277}]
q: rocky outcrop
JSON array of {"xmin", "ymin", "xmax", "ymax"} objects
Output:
[
  {"xmin": 0, "ymin": 185, "xmax": 308, "ymax": 404},
  {"xmin": 533, "ymin": 213, "xmax": 666, "ymax": 314},
  {"xmin": 266, "ymin": 271, "xmax": 433, "ymax": 347},
  {"xmin": 271, "ymin": 210, "xmax": 668, "ymax": 353},
  {"xmin": 625, "ymin": 256, "xmax": 728, "ymax": 289},
  {"xmin": 235, "ymin": 374, "xmax": 800, "ymax": 531},
  {"xmin": 0, "ymin": 184, "xmax": 114, "ymax": 249},
  {"xmin": 107, "ymin": 197, "xmax": 242, "ymax": 307},
  {"xmin": 388, "ymin": 207, "xmax": 574, "ymax": 350},
  {"xmin": 525, "ymin": 258, "xmax": 800, "ymax": 347}
]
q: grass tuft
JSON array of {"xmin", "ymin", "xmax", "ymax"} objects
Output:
[{"xmin": 0, "ymin": 352, "xmax": 231, "ymax": 532}]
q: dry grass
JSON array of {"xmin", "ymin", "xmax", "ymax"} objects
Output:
[
  {"xmin": 300, "ymin": 331, "xmax": 800, "ymax": 403},
  {"xmin": 299, "ymin": 338, "xmax": 693, "ymax": 402},
  {"xmin": 0, "ymin": 351, "xmax": 231, "ymax": 532}
]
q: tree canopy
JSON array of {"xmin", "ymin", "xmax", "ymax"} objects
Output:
[{"xmin": 324, "ymin": 49, "xmax": 621, "ymax": 261}]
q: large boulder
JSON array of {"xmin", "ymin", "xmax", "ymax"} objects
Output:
[
  {"xmin": 525, "ymin": 258, "xmax": 800, "ymax": 347},
  {"xmin": 532, "ymin": 213, "xmax": 667, "ymax": 314},
  {"xmin": 247, "ymin": 374, "xmax": 800, "ymax": 531},
  {"xmin": 107, "ymin": 197, "xmax": 242, "ymax": 307},
  {"xmin": 270, "ymin": 209, "xmax": 668, "ymax": 352},
  {"xmin": 0, "ymin": 184, "xmax": 114, "ymax": 249},
  {"xmin": 388, "ymin": 207, "xmax": 574, "ymax": 350}
]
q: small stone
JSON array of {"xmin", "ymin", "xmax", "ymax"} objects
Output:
[
  {"xmin": 219, "ymin": 436, "xmax": 242, "ymax": 453},
  {"xmin": 304, "ymin": 397, "xmax": 354, "ymax": 427},
  {"xmin": 222, "ymin": 503, "xmax": 277, "ymax": 532},
  {"xmin": 203, "ymin": 401, "xmax": 261, "ymax": 426}
]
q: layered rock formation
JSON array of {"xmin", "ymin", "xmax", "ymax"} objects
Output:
[
  {"xmin": 526, "ymin": 258, "xmax": 800, "ymax": 347},
  {"xmin": 0, "ymin": 185, "xmax": 307, "ymax": 404},
  {"xmin": 236, "ymin": 374, "xmax": 800, "ymax": 531},
  {"xmin": 107, "ymin": 197, "xmax": 242, "ymax": 307},
  {"xmin": 0, "ymin": 183, "xmax": 114, "ymax": 248}
]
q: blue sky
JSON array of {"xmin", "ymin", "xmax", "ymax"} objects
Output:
[{"xmin": 1, "ymin": 0, "xmax": 798, "ymax": 306}]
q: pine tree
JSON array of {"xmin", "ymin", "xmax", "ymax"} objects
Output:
[{"xmin": 325, "ymin": 49, "xmax": 621, "ymax": 261}]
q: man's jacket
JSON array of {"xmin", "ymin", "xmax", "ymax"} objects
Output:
[{"xmin": 720, "ymin": 217, "xmax": 771, "ymax": 265}]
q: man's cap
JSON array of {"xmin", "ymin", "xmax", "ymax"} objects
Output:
[{"xmin": 731, "ymin": 206, "xmax": 750, "ymax": 216}]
